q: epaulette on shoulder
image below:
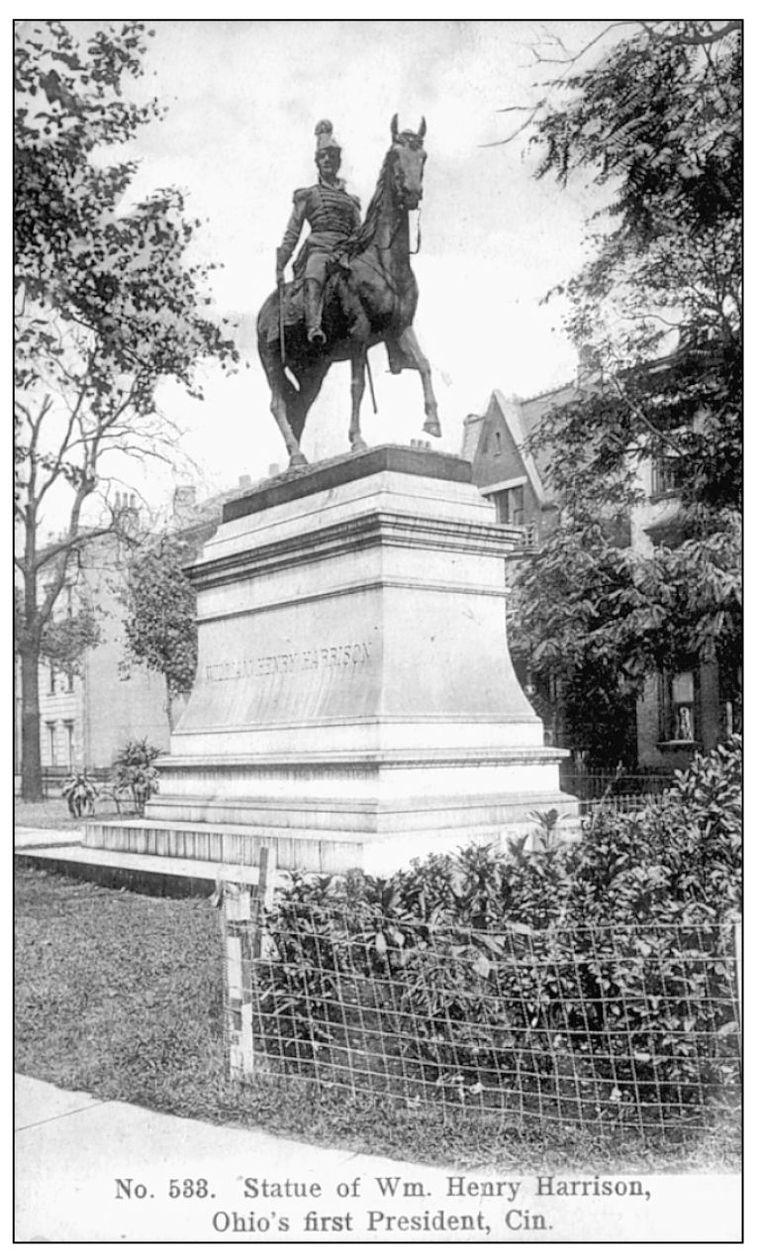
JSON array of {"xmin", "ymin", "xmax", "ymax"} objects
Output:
[{"xmin": 293, "ymin": 187, "xmax": 311, "ymax": 203}]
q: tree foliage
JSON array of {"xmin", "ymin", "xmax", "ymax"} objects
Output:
[
  {"xmin": 15, "ymin": 583, "xmax": 101, "ymax": 674},
  {"xmin": 504, "ymin": 21, "xmax": 741, "ymax": 756},
  {"xmin": 15, "ymin": 20, "xmax": 236, "ymax": 393},
  {"xmin": 121, "ymin": 533, "xmax": 198, "ymax": 719},
  {"xmin": 14, "ymin": 20, "xmax": 237, "ymax": 797}
]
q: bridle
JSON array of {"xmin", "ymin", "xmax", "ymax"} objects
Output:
[
  {"xmin": 342, "ymin": 139, "xmax": 425, "ymax": 293},
  {"xmin": 386, "ymin": 143, "xmax": 425, "ymax": 255}
]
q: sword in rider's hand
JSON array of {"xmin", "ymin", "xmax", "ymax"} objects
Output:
[
  {"xmin": 277, "ymin": 274, "xmax": 299, "ymax": 390},
  {"xmin": 277, "ymin": 274, "xmax": 287, "ymax": 368}
]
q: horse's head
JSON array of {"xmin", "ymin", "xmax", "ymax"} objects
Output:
[{"xmin": 388, "ymin": 114, "xmax": 427, "ymax": 210}]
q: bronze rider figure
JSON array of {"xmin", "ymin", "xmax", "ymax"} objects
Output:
[{"xmin": 275, "ymin": 120, "xmax": 362, "ymax": 346}]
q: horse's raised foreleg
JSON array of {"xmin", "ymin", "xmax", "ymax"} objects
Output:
[
  {"xmin": 397, "ymin": 325, "xmax": 441, "ymax": 437},
  {"xmin": 349, "ymin": 351, "xmax": 368, "ymax": 453}
]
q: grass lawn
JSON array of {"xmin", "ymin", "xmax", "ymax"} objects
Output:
[{"xmin": 14, "ymin": 867, "xmax": 740, "ymax": 1172}]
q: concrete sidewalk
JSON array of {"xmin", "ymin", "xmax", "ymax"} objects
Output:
[
  {"xmin": 15, "ymin": 824, "xmax": 84, "ymax": 848},
  {"xmin": 14, "ymin": 1074, "xmax": 741, "ymax": 1244}
]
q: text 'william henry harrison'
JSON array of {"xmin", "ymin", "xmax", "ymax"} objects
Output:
[{"xmin": 204, "ymin": 641, "xmax": 372, "ymax": 683}]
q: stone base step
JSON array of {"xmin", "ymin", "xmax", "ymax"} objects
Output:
[
  {"xmin": 83, "ymin": 800, "xmax": 580, "ymax": 876},
  {"xmin": 15, "ymin": 841, "xmax": 266, "ymax": 899}
]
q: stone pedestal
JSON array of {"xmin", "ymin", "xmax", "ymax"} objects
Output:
[{"xmin": 87, "ymin": 446, "xmax": 577, "ymax": 874}]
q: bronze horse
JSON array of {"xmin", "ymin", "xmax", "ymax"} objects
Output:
[{"xmin": 257, "ymin": 116, "xmax": 441, "ymax": 467}]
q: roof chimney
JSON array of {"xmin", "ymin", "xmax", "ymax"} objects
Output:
[
  {"xmin": 172, "ymin": 485, "xmax": 197, "ymax": 522},
  {"xmin": 113, "ymin": 490, "xmax": 140, "ymax": 535}
]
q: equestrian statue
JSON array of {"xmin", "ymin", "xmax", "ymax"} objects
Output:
[{"xmin": 257, "ymin": 116, "xmax": 441, "ymax": 467}]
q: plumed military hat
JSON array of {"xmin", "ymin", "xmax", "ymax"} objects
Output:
[{"xmin": 314, "ymin": 119, "xmax": 342, "ymax": 153}]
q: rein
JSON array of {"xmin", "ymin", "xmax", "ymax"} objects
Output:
[
  {"xmin": 354, "ymin": 200, "xmax": 421, "ymax": 294},
  {"xmin": 409, "ymin": 208, "xmax": 422, "ymax": 255}
]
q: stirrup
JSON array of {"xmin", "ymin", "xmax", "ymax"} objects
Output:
[{"xmin": 307, "ymin": 328, "xmax": 326, "ymax": 345}]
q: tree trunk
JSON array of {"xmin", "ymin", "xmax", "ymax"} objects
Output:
[
  {"xmin": 20, "ymin": 636, "xmax": 43, "ymax": 801},
  {"xmin": 20, "ymin": 527, "xmax": 44, "ymax": 799}
]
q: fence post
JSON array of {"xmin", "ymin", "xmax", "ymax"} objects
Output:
[
  {"xmin": 221, "ymin": 846, "xmax": 275, "ymax": 1082},
  {"xmin": 222, "ymin": 880, "xmax": 253, "ymax": 1080}
]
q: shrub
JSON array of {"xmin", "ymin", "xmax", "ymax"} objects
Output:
[
  {"xmin": 61, "ymin": 771, "xmax": 98, "ymax": 818},
  {"xmin": 565, "ymin": 734, "xmax": 741, "ymax": 925},
  {"xmin": 111, "ymin": 738, "xmax": 162, "ymax": 815},
  {"xmin": 253, "ymin": 740, "xmax": 741, "ymax": 1124}
]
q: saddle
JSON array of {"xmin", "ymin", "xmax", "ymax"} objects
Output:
[{"xmin": 265, "ymin": 268, "xmax": 416, "ymax": 374}]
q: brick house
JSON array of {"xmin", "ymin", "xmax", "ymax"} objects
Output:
[
  {"xmin": 19, "ymin": 475, "xmax": 262, "ymax": 788},
  {"xmin": 462, "ymin": 387, "xmax": 735, "ymax": 770}
]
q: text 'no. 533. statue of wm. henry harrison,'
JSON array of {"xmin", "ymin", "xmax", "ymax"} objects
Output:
[{"xmin": 257, "ymin": 116, "xmax": 441, "ymax": 466}]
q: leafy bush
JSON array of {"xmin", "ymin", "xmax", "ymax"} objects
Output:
[
  {"xmin": 111, "ymin": 738, "xmax": 162, "ymax": 815},
  {"xmin": 253, "ymin": 740, "xmax": 741, "ymax": 1126},
  {"xmin": 565, "ymin": 736, "xmax": 741, "ymax": 926}
]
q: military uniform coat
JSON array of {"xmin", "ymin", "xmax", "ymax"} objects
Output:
[{"xmin": 277, "ymin": 177, "xmax": 362, "ymax": 284}]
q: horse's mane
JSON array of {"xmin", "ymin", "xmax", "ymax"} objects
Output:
[{"xmin": 345, "ymin": 149, "xmax": 394, "ymax": 259}]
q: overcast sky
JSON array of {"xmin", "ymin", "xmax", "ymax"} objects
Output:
[{"xmin": 38, "ymin": 19, "xmax": 623, "ymax": 508}]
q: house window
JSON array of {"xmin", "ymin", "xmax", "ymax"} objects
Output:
[
  {"xmin": 660, "ymin": 670, "xmax": 698, "ymax": 743},
  {"xmin": 45, "ymin": 721, "xmax": 57, "ymax": 766},
  {"xmin": 66, "ymin": 670, "xmax": 75, "ymax": 693},
  {"xmin": 492, "ymin": 485, "xmax": 525, "ymax": 526},
  {"xmin": 652, "ymin": 451, "xmax": 679, "ymax": 497},
  {"xmin": 64, "ymin": 720, "xmax": 75, "ymax": 768},
  {"xmin": 48, "ymin": 663, "xmax": 56, "ymax": 694},
  {"xmin": 720, "ymin": 665, "xmax": 741, "ymax": 738}
]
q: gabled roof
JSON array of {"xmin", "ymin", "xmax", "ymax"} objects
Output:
[
  {"xmin": 489, "ymin": 390, "xmax": 551, "ymax": 508},
  {"xmin": 461, "ymin": 382, "xmax": 583, "ymax": 508}
]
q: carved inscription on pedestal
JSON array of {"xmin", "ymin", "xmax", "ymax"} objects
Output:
[{"xmin": 205, "ymin": 640, "xmax": 372, "ymax": 683}]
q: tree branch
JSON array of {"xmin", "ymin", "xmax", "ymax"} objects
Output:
[
  {"xmin": 481, "ymin": 101, "xmax": 545, "ymax": 148},
  {"xmin": 35, "ymin": 354, "xmax": 94, "ymax": 508},
  {"xmin": 640, "ymin": 19, "xmax": 741, "ymax": 47},
  {"xmin": 607, "ymin": 373, "xmax": 687, "ymax": 458},
  {"xmin": 525, "ymin": 20, "xmax": 637, "ymax": 67}
]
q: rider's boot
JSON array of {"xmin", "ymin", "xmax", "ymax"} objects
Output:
[{"xmin": 304, "ymin": 279, "xmax": 326, "ymax": 346}]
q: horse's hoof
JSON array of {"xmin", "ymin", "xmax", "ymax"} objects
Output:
[
  {"xmin": 423, "ymin": 417, "xmax": 442, "ymax": 438},
  {"xmin": 288, "ymin": 451, "xmax": 308, "ymax": 468},
  {"xmin": 350, "ymin": 438, "xmax": 368, "ymax": 454}
]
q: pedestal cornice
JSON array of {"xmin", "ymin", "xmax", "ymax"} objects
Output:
[{"xmin": 188, "ymin": 509, "xmax": 520, "ymax": 590}]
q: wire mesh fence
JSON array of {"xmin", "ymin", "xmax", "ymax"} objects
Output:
[
  {"xmin": 223, "ymin": 889, "xmax": 740, "ymax": 1140},
  {"xmin": 576, "ymin": 794, "xmax": 667, "ymax": 820},
  {"xmin": 560, "ymin": 768, "xmax": 675, "ymax": 801}
]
